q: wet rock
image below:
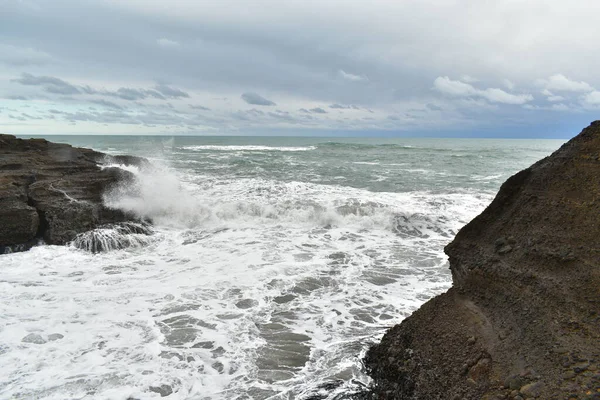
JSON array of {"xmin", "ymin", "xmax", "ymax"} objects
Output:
[
  {"xmin": 21, "ymin": 333, "xmax": 46, "ymax": 344},
  {"xmin": 0, "ymin": 134, "xmax": 145, "ymax": 253}
]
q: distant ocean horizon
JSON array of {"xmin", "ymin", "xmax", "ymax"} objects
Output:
[{"xmin": 1, "ymin": 135, "xmax": 564, "ymax": 399}]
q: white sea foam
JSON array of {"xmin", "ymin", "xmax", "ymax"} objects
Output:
[
  {"xmin": 181, "ymin": 145, "xmax": 316, "ymax": 152},
  {"xmin": 0, "ymin": 157, "xmax": 493, "ymax": 399}
]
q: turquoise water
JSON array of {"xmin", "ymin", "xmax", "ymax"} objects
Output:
[{"xmin": 2, "ymin": 135, "xmax": 563, "ymax": 399}]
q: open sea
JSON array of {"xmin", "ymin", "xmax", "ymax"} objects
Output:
[{"xmin": 0, "ymin": 135, "xmax": 564, "ymax": 399}]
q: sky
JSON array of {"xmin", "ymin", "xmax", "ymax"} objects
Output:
[{"xmin": 1, "ymin": 0, "xmax": 600, "ymax": 138}]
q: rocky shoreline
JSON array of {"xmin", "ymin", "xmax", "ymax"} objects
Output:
[
  {"xmin": 365, "ymin": 122, "xmax": 600, "ymax": 399},
  {"xmin": 0, "ymin": 134, "xmax": 145, "ymax": 254}
]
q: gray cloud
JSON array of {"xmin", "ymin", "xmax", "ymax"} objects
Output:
[
  {"xmin": 329, "ymin": 104, "xmax": 360, "ymax": 110},
  {"xmin": 154, "ymin": 84, "xmax": 190, "ymax": 98},
  {"xmin": 299, "ymin": 107, "xmax": 327, "ymax": 114},
  {"xmin": 10, "ymin": 73, "xmax": 190, "ymax": 103},
  {"xmin": 241, "ymin": 92, "xmax": 276, "ymax": 106},
  {"xmin": 5, "ymin": 95, "xmax": 28, "ymax": 100},
  {"xmin": 108, "ymin": 87, "xmax": 165, "ymax": 101},
  {"xmin": 12, "ymin": 73, "xmax": 81, "ymax": 95},
  {"xmin": 426, "ymin": 103, "xmax": 443, "ymax": 111},
  {"xmin": 3, "ymin": 0, "xmax": 600, "ymax": 135},
  {"xmin": 89, "ymin": 99, "xmax": 123, "ymax": 110},
  {"xmin": 189, "ymin": 104, "xmax": 211, "ymax": 111}
]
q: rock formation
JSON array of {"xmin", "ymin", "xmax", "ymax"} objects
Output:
[
  {"xmin": 0, "ymin": 134, "xmax": 145, "ymax": 253},
  {"xmin": 366, "ymin": 122, "xmax": 600, "ymax": 399}
]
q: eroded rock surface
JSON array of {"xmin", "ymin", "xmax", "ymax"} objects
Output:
[
  {"xmin": 366, "ymin": 122, "xmax": 600, "ymax": 399},
  {"xmin": 0, "ymin": 134, "xmax": 145, "ymax": 253}
]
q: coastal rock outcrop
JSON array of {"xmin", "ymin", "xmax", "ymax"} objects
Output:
[
  {"xmin": 366, "ymin": 122, "xmax": 600, "ymax": 399},
  {"xmin": 0, "ymin": 134, "xmax": 145, "ymax": 253}
]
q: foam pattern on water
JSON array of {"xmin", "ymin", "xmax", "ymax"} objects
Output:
[{"xmin": 0, "ymin": 161, "xmax": 492, "ymax": 399}]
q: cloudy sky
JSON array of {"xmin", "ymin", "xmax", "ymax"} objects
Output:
[{"xmin": 1, "ymin": 0, "xmax": 600, "ymax": 137}]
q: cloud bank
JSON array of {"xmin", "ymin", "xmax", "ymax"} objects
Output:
[{"xmin": 2, "ymin": 0, "xmax": 600, "ymax": 137}]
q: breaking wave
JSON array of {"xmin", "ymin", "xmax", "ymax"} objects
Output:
[
  {"xmin": 181, "ymin": 145, "xmax": 316, "ymax": 152},
  {"xmin": 71, "ymin": 222, "xmax": 154, "ymax": 253},
  {"xmin": 102, "ymin": 161, "xmax": 489, "ymax": 241}
]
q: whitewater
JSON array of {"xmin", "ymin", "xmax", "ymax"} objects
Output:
[{"xmin": 0, "ymin": 136, "xmax": 563, "ymax": 399}]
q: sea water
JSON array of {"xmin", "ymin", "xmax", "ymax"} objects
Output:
[{"xmin": 0, "ymin": 136, "xmax": 563, "ymax": 399}]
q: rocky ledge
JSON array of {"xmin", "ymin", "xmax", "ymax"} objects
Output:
[
  {"xmin": 365, "ymin": 122, "xmax": 600, "ymax": 399},
  {"xmin": 0, "ymin": 134, "xmax": 145, "ymax": 254}
]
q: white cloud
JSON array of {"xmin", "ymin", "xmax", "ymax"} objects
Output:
[
  {"xmin": 482, "ymin": 88, "xmax": 532, "ymax": 104},
  {"xmin": 460, "ymin": 75, "xmax": 478, "ymax": 83},
  {"xmin": 433, "ymin": 76, "xmax": 532, "ymax": 105},
  {"xmin": 539, "ymin": 74, "xmax": 593, "ymax": 92},
  {"xmin": 583, "ymin": 91, "xmax": 600, "ymax": 106},
  {"xmin": 433, "ymin": 76, "xmax": 477, "ymax": 96},
  {"xmin": 338, "ymin": 70, "xmax": 367, "ymax": 82},
  {"xmin": 157, "ymin": 38, "xmax": 181, "ymax": 48},
  {"xmin": 502, "ymin": 79, "xmax": 515, "ymax": 90},
  {"xmin": 547, "ymin": 95, "xmax": 564, "ymax": 102}
]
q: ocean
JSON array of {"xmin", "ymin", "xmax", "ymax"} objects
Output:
[{"xmin": 0, "ymin": 136, "xmax": 564, "ymax": 399}]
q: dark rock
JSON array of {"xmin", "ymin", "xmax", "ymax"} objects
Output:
[
  {"xmin": 365, "ymin": 121, "xmax": 600, "ymax": 399},
  {"xmin": 0, "ymin": 134, "xmax": 146, "ymax": 253}
]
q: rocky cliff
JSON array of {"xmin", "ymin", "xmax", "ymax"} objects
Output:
[
  {"xmin": 0, "ymin": 134, "xmax": 145, "ymax": 253},
  {"xmin": 365, "ymin": 122, "xmax": 600, "ymax": 399}
]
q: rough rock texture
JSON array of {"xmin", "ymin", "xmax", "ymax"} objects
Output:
[
  {"xmin": 366, "ymin": 121, "xmax": 600, "ymax": 399},
  {"xmin": 0, "ymin": 134, "xmax": 145, "ymax": 253}
]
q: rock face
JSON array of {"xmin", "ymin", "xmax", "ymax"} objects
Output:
[
  {"xmin": 366, "ymin": 122, "xmax": 600, "ymax": 399},
  {"xmin": 0, "ymin": 134, "xmax": 144, "ymax": 253}
]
